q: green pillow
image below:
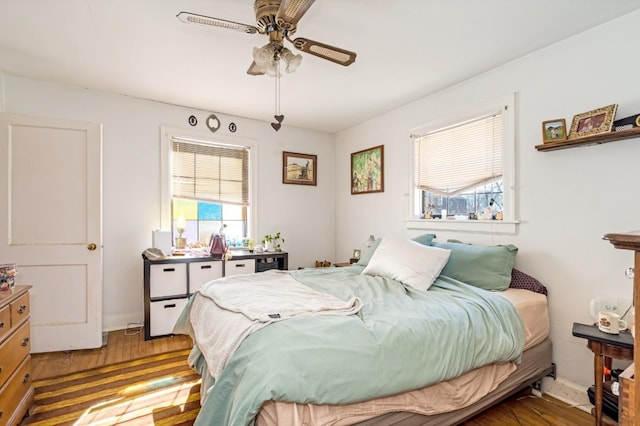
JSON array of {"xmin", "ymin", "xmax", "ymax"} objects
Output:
[
  {"xmin": 411, "ymin": 233, "xmax": 437, "ymax": 246},
  {"xmin": 356, "ymin": 238, "xmax": 382, "ymax": 266},
  {"xmin": 431, "ymin": 241, "xmax": 518, "ymax": 291}
]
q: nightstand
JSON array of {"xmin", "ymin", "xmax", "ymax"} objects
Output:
[{"xmin": 573, "ymin": 322, "xmax": 634, "ymax": 425}]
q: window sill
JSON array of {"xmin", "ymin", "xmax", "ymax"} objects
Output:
[{"xmin": 405, "ymin": 219, "xmax": 518, "ymax": 235}]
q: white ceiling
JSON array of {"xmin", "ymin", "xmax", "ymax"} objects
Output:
[{"xmin": 1, "ymin": 1, "xmax": 639, "ymax": 133}]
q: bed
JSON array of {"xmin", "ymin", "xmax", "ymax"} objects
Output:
[{"xmin": 173, "ymin": 236, "xmax": 553, "ymax": 426}]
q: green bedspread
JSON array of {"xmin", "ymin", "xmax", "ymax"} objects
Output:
[{"xmin": 174, "ymin": 265, "xmax": 525, "ymax": 426}]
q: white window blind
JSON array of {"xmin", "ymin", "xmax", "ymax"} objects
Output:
[
  {"xmin": 171, "ymin": 138, "xmax": 249, "ymax": 205},
  {"xmin": 415, "ymin": 112, "xmax": 502, "ymax": 196}
]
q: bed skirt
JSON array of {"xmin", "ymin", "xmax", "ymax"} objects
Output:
[
  {"xmin": 255, "ymin": 338, "xmax": 553, "ymax": 426},
  {"xmin": 355, "ymin": 338, "xmax": 553, "ymax": 426}
]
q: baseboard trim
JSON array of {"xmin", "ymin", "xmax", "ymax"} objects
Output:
[
  {"xmin": 103, "ymin": 312, "xmax": 142, "ymax": 332},
  {"xmin": 542, "ymin": 376, "xmax": 593, "ymax": 413}
]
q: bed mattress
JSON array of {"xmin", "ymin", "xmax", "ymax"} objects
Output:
[{"xmin": 256, "ymin": 288, "xmax": 550, "ymax": 426}]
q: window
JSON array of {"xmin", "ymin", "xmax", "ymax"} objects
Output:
[
  {"xmin": 171, "ymin": 137, "xmax": 250, "ymax": 247},
  {"xmin": 408, "ymin": 94, "xmax": 515, "ymax": 234}
]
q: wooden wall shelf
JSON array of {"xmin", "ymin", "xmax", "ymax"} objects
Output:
[{"xmin": 535, "ymin": 127, "xmax": 640, "ymax": 152}]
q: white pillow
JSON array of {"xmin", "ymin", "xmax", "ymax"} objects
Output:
[{"xmin": 361, "ymin": 237, "xmax": 451, "ymax": 290}]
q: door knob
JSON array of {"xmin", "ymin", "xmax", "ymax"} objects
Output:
[{"xmin": 87, "ymin": 243, "xmax": 97, "ymax": 250}]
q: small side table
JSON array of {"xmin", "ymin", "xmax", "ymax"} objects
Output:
[{"xmin": 573, "ymin": 322, "xmax": 634, "ymax": 425}]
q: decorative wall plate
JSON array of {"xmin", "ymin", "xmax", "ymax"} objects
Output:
[{"xmin": 206, "ymin": 114, "xmax": 220, "ymax": 132}]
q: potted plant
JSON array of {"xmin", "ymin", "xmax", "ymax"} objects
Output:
[{"xmin": 263, "ymin": 232, "xmax": 284, "ymax": 252}]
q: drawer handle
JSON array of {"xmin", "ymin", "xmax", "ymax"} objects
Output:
[
  {"xmin": 17, "ymin": 304, "xmax": 27, "ymax": 314},
  {"xmin": 164, "ymin": 304, "xmax": 176, "ymax": 309},
  {"xmin": 163, "ymin": 268, "xmax": 175, "ymax": 272},
  {"xmin": 23, "ymin": 372, "xmax": 30, "ymax": 383},
  {"xmin": 22, "ymin": 337, "xmax": 30, "ymax": 347},
  {"xmin": 201, "ymin": 265, "xmax": 212, "ymax": 269},
  {"xmin": 0, "ymin": 321, "xmax": 4, "ymax": 329},
  {"xmin": 235, "ymin": 264, "xmax": 246, "ymax": 268}
]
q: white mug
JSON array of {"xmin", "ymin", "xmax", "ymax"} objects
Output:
[{"xmin": 598, "ymin": 311, "xmax": 628, "ymax": 334}]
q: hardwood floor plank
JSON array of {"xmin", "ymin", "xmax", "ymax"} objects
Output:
[{"xmin": 31, "ymin": 330, "xmax": 192, "ymax": 380}]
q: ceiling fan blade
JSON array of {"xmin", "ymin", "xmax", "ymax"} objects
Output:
[
  {"xmin": 291, "ymin": 37, "xmax": 356, "ymax": 66},
  {"xmin": 247, "ymin": 61, "xmax": 265, "ymax": 76},
  {"xmin": 276, "ymin": 0, "xmax": 316, "ymax": 32},
  {"xmin": 177, "ymin": 11, "xmax": 260, "ymax": 34}
]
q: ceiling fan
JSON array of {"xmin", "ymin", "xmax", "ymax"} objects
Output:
[{"xmin": 177, "ymin": 0, "xmax": 357, "ymax": 76}]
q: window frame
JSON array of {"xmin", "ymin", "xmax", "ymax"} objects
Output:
[
  {"xmin": 160, "ymin": 126, "xmax": 257, "ymax": 238},
  {"xmin": 406, "ymin": 93, "xmax": 517, "ymax": 235}
]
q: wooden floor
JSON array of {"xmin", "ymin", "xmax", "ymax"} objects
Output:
[
  {"xmin": 31, "ymin": 329, "xmax": 596, "ymax": 425},
  {"xmin": 30, "ymin": 326, "xmax": 193, "ymax": 381}
]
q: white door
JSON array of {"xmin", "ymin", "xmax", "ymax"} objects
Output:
[{"xmin": 0, "ymin": 113, "xmax": 102, "ymax": 353}]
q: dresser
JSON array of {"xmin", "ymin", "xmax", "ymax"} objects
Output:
[
  {"xmin": 0, "ymin": 285, "xmax": 33, "ymax": 426},
  {"xmin": 142, "ymin": 251, "xmax": 288, "ymax": 340}
]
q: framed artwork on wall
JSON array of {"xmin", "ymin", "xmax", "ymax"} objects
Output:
[
  {"xmin": 283, "ymin": 151, "xmax": 317, "ymax": 186},
  {"xmin": 351, "ymin": 145, "xmax": 384, "ymax": 195},
  {"xmin": 568, "ymin": 104, "xmax": 618, "ymax": 139}
]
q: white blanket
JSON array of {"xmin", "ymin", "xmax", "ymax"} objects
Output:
[{"xmin": 190, "ymin": 270, "xmax": 362, "ymax": 380}]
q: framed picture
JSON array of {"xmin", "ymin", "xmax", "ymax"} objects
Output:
[
  {"xmin": 568, "ymin": 104, "xmax": 618, "ymax": 139},
  {"xmin": 541, "ymin": 119, "xmax": 567, "ymax": 143},
  {"xmin": 351, "ymin": 145, "xmax": 384, "ymax": 195},
  {"xmin": 283, "ymin": 151, "xmax": 317, "ymax": 186},
  {"xmin": 352, "ymin": 249, "xmax": 361, "ymax": 260}
]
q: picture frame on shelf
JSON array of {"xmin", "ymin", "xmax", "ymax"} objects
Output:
[
  {"xmin": 568, "ymin": 104, "xmax": 618, "ymax": 139},
  {"xmin": 352, "ymin": 249, "xmax": 361, "ymax": 260},
  {"xmin": 541, "ymin": 118, "xmax": 567, "ymax": 143},
  {"xmin": 351, "ymin": 145, "xmax": 384, "ymax": 195},
  {"xmin": 283, "ymin": 151, "xmax": 317, "ymax": 186}
]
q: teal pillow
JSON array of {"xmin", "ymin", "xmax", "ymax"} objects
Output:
[
  {"xmin": 356, "ymin": 238, "xmax": 382, "ymax": 266},
  {"xmin": 431, "ymin": 241, "xmax": 518, "ymax": 291},
  {"xmin": 411, "ymin": 233, "xmax": 437, "ymax": 246}
]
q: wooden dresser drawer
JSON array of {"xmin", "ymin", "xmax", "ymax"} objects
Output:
[
  {"xmin": 10, "ymin": 292, "xmax": 30, "ymax": 326},
  {"xmin": 0, "ymin": 305, "xmax": 9, "ymax": 342},
  {"xmin": 0, "ymin": 320, "xmax": 31, "ymax": 388},
  {"xmin": 0, "ymin": 356, "xmax": 33, "ymax": 426}
]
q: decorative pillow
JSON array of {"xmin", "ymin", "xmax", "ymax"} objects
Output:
[
  {"xmin": 361, "ymin": 237, "xmax": 451, "ymax": 290},
  {"xmin": 509, "ymin": 268, "xmax": 548, "ymax": 295},
  {"xmin": 356, "ymin": 238, "xmax": 382, "ymax": 267},
  {"xmin": 431, "ymin": 241, "xmax": 518, "ymax": 291},
  {"xmin": 411, "ymin": 233, "xmax": 437, "ymax": 246}
]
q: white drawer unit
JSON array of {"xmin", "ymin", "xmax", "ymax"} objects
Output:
[
  {"xmin": 188, "ymin": 261, "xmax": 223, "ymax": 293},
  {"xmin": 149, "ymin": 298, "xmax": 189, "ymax": 337},
  {"xmin": 149, "ymin": 263, "xmax": 187, "ymax": 298},
  {"xmin": 225, "ymin": 259, "xmax": 256, "ymax": 277},
  {"xmin": 143, "ymin": 252, "xmax": 288, "ymax": 340}
]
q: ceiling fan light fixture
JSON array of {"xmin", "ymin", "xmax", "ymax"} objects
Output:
[
  {"xmin": 252, "ymin": 44, "xmax": 278, "ymax": 76},
  {"xmin": 281, "ymin": 47, "xmax": 303, "ymax": 73}
]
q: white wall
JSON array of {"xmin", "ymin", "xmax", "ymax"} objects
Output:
[
  {"xmin": 1, "ymin": 75, "xmax": 336, "ymax": 330},
  {"xmin": 335, "ymin": 10, "xmax": 640, "ymax": 397}
]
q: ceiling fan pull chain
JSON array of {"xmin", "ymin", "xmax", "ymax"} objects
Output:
[{"xmin": 271, "ymin": 60, "xmax": 284, "ymax": 131}]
